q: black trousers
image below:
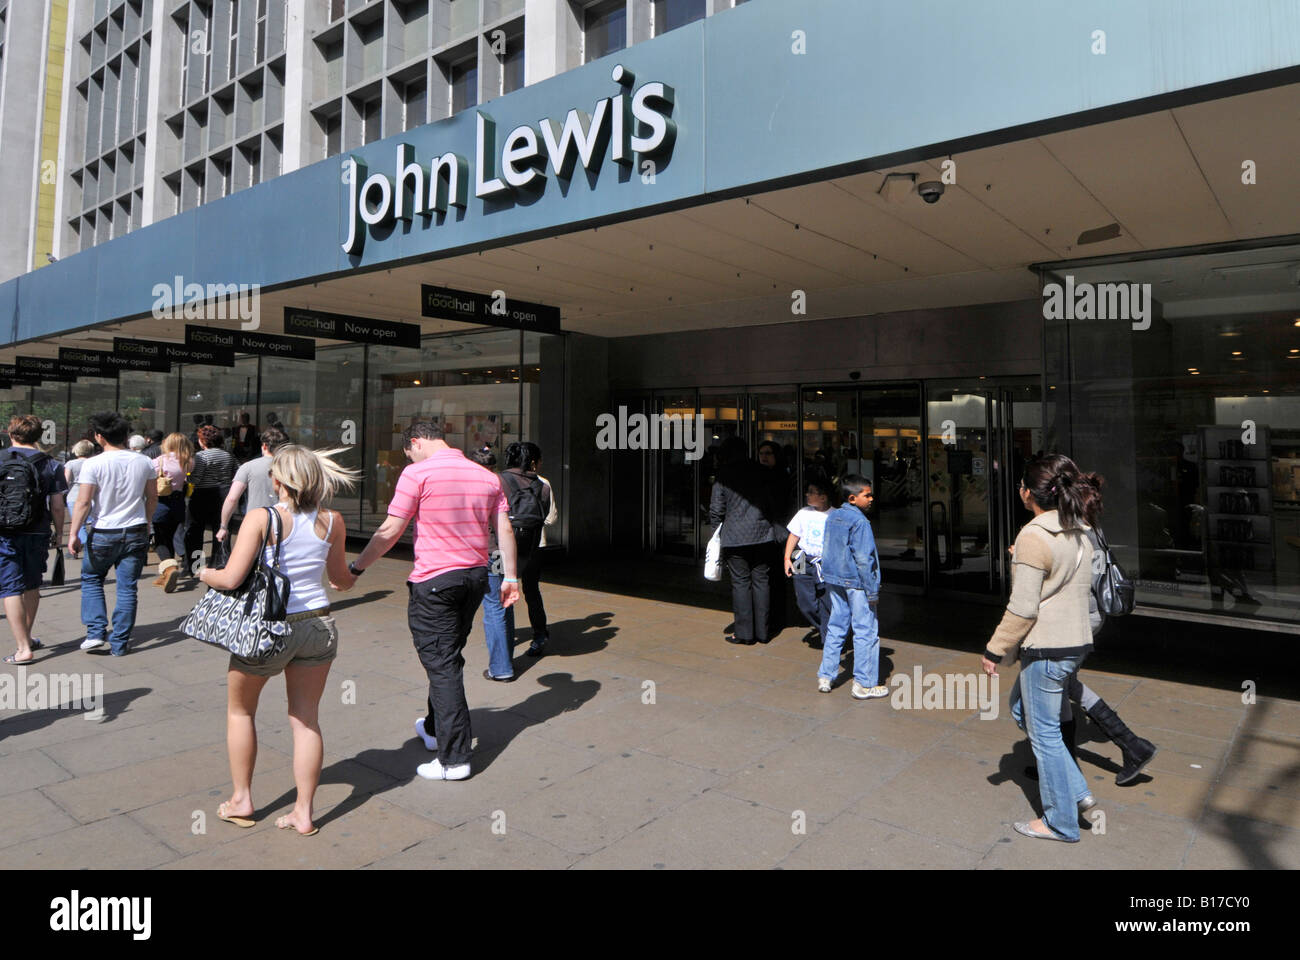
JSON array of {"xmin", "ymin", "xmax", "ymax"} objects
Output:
[
  {"xmin": 408, "ymin": 566, "xmax": 489, "ymax": 766},
  {"xmin": 183, "ymin": 487, "xmax": 227, "ymax": 575},
  {"xmin": 724, "ymin": 543, "xmax": 772, "ymax": 642},
  {"xmin": 513, "ymin": 525, "xmax": 549, "ymax": 642}
]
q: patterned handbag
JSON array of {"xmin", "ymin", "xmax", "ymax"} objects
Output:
[{"xmin": 181, "ymin": 507, "xmax": 292, "ymax": 660}]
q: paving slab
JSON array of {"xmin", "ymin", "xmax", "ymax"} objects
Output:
[
  {"xmin": 0, "ymin": 552, "xmax": 1292, "ymax": 869},
  {"xmin": 365, "ymin": 818, "xmax": 580, "ymax": 869},
  {"xmin": 779, "ymin": 811, "xmax": 984, "ymax": 869}
]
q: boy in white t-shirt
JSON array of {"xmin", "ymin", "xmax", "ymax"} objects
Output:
[{"xmin": 783, "ymin": 478, "xmax": 834, "ymax": 649}]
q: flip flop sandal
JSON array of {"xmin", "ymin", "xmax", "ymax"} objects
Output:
[
  {"xmin": 1013, "ymin": 821, "xmax": 1078, "ymax": 843},
  {"xmin": 217, "ymin": 802, "xmax": 255, "ymax": 828},
  {"xmin": 276, "ymin": 815, "xmax": 318, "ymax": 837},
  {"xmin": 3, "ymin": 654, "xmax": 36, "ymax": 664}
]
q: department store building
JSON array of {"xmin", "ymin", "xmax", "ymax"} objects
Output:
[{"xmin": 1, "ymin": 0, "xmax": 1298, "ymax": 632}]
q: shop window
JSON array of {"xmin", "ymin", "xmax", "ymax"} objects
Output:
[
  {"xmin": 1045, "ymin": 247, "xmax": 1300, "ymax": 627},
  {"xmin": 363, "ymin": 330, "xmax": 533, "ymax": 538},
  {"xmin": 261, "ymin": 346, "xmax": 365, "ymax": 526},
  {"xmin": 119, "ymin": 370, "xmax": 178, "ymax": 438}
]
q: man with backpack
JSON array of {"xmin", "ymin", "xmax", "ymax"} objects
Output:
[
  {"xmin": 0, "ymin": 415, "xmax": 67, "ymax": 664},
  {"xmin": 500, "ymin": 442, "xmax": 552, "ymax": 657},
  {"xmin": 67, "ymin": 411, "xmax": 157, "ymax": 657}
]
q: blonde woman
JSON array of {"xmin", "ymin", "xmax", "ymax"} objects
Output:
[
  {"xmin": 200, "ymin": 445, "xmax": 359, "ymax": 837},
  {"xmin": 64, "ymin": 439, "xmax": 98, "ymax": 546},
  {"xmin": 151, "ymin": 433, "xmax": 193, "ymax": 592}
]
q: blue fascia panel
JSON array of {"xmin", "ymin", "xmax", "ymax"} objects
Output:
[{"xmin": 5, "ymin": 0, "xmax": 1299, "ymax": 343}]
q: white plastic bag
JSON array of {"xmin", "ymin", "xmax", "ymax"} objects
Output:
[{"xmin": 704, "ymin": 525, "xmax": 723, "ymax": 581}]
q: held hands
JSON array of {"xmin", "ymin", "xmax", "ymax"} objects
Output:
[{"xmin": 500, "ymin": 580, "xmax": 521, "ymax": 609}]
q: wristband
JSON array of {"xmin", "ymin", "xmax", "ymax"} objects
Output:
[
  {"xmin": 348, "ymin": 561, "xmax": 366, "ymax": 576},
  {"xmin": 503, "ymin": 577, "xmax": 519, "ymax": 583}
]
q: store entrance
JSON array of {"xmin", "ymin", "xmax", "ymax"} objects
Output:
[{"xmin": 924, "ymin": 378, "xmax": 1043, "ymax": 598}]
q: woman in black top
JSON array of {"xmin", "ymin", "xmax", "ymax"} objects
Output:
[
  {"xmin": 709, "ymin": 437, "xmax": 777, "ymax": 645},
  {"xmin": 501, "ymin": 441, "xmax": 552, "ymax": 657},
  {"xmin": 183, "ymin": 424, "xmax": 237, "ymax": 576}
]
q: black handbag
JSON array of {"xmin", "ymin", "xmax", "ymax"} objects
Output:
[
  {"xmin": 181, "ymin": 507, "xmax": 292, "ymax": 660},
  {"xmin": 1091, "ymin": 526, "xmax": 1135, "ymax": 618},
  {"xmin": 50, "ymin": 547, "xmax": 65, "ymax": 586}
]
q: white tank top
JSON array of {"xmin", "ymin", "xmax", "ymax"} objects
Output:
[{"xmin": 265, "ymin": 506, "xmax": 332, "ymax": 614}]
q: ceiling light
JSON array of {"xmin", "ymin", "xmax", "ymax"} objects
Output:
[
  {"xmin": 412, "ymin": 379, "xmax": 421, "ymax": 385},
  {"xmin": 1291, "ymin": 349, "xmax": 1299, "ymax": 354},
  {"xmin": 1231, "ymin": 351, "xmax": 1242, "ymax": 356},
  {"xmin": 1190, "ymin": 371, "xmax": 1200, "ymax": 375}
]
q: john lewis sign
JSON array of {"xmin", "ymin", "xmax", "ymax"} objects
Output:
[{"xmin": 342, "ymin": 65, "xmax": 676, "ymax": 255}]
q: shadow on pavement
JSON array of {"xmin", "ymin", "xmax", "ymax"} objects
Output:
[
  {"xmin": 0, "ymin": 686, "xmax": 152, "ymax": 742},
  {"xmin": 510, "ymin": 613, "xmax": 617, "ymax": 682},
  {"xmin": 252, "ymin": 672, "xmax": 601, "ymax": 830}
]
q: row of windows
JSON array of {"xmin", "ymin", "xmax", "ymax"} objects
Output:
[{"xmin": 178, "ymin": 0, "xmax": 284, "ymax": 109}]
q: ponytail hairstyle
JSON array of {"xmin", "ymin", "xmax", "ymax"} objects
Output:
[
  {"xmin": 1022, "ymin": 453, "xmax": 1103, "ymax": 530},
  {"xmin": 269, "ymin": 444, "xmax": 361, "ymax": 513}
]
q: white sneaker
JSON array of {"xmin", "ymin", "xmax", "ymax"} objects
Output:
[
  {"xmin": 414, "ymin": 717, "xmax": 438, "ymax": 752},
  {"xmin": 817, "ymin": 677, "xmax": 832, "ymax": 694},
  {"xmin": 851, "ymin": 682, "xmax": 889, "ymax": 700},
  {"xmin": 417, "ymin": 758, "xmax": 470, "ymax": 781},
  {"xmin": 80, "ymin": 637, "xmax": 107, "ymax": 651}
]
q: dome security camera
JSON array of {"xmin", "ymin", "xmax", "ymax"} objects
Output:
[{"xmin": 917, "ymin": 181, "xmax": 945, "ymax": 204}]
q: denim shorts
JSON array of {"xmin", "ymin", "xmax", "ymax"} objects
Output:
[
  {"xmin": 0, "ymin": 533, "xmax": 49, "ymax": 598},
  {"xmin": 228, "ymin": 614, "xmax": 338, "ymax": 677}
]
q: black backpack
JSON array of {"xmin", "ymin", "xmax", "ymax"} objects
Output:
[
  {"xmin": 1089, "ymin": 526, "xmax": 1135, "ymax": 619},
  {"xmin": 0, "ymin": 449, "xmax": 48, "ymax": 532},
  {"xmin": 502, "ymin": 471, "xmax": 548, "ymax": 532}
]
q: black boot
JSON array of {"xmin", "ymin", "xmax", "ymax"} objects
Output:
[
  {"xmin": 1086, "ymin": 698, "xmax": 1157, "ymax": 785},
  {"xmin": 1023, "ymin": 718, "xmax": 1077, "ymax": 780}
]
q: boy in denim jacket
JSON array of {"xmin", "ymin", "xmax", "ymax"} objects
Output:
[{"xmin": 817, "ymin": 475, "xmax": 887, "ymax": 699}]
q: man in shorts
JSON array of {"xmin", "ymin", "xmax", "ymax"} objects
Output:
[{"xmin": 0, "ymin": 415, "xmax": 66, "ymax": 664}]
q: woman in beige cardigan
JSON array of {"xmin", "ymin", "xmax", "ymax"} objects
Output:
[{"xmin": 981, "ymin": 454, "xmax": 1102, "ymax": 842}]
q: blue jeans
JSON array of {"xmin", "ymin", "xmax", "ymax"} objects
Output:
[
  {"xmin": 819, "ymin": 585, "xmax": 879, "ymax": 687},
  {"xmin": 793, "ymin": 572, "xmax": 831, "ymax": 639},
  {"xmin": 81, "ymin": 526, "xmax": 149, "ymax": 654},
  {"xmin": 482, "ymin": 572, "xmax": 516, "ymax": 678},
  {"xmin": 1011, "ymin": 655, "xmax": 1091, "ymax": 840}
]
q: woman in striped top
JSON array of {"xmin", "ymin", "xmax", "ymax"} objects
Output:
[{"xmin": 183, "ymin": 424, "xmax": 238, "ymax": 576}]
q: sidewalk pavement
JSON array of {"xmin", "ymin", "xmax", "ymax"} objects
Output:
[{"xmin": 1, "ymin": 552, "xmax": 1297, "ymax": 869}]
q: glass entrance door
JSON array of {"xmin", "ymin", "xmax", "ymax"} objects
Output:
[{"xmin": 926, "ymin": 378, "xmax": 1042, "ymax": 596}]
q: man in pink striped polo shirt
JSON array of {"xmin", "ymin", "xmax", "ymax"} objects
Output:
[{"xmin": 346, "ymin": 422, "xmax": 520, "ymax": 781}]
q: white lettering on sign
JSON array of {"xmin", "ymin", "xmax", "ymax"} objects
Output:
[{"xmin": 342, "ymin": 66, "xmax": 676, "ymax": 255}]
